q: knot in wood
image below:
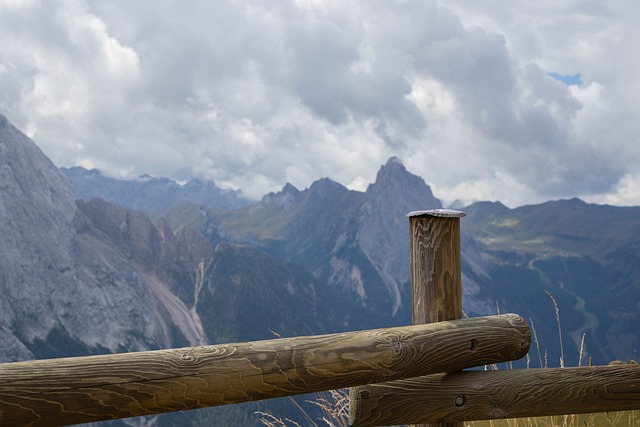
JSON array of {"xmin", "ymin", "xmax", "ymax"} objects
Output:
[
  {"xmin": 387, "ymin": 337, "xmax": 406, "ymax": 354},
  {"xmin": 180, "ymin": 351, "xmax": 195, "ymax": 361},
  {"xmin": 507, "ymin": 314, "xmax": 524, "ymax": 325},
  {"xmin": 489, "ymin": 407, "xmax": 508, "ymax": 418},
  {"xmin": 472, "ymin": 382, "xmax": 485, "ymax": 391}
]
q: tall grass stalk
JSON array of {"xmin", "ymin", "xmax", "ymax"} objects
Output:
[
  {"xmin": 257, "ymin": 390, "xmax": 355, "ymax": 427},
  {"xmin": 309, "ymin": 389, "xmax": 350, "ymax": 427},
  {"xmin": 529, "ymin": 318, "xmax": 543, "ymax": 368},
  {"xmin": 578, "ymin": 332, "xmax": 586, "ymax": 367},
  {"xmin": 545, "ymin": 290, "xmax": 564, "ymax": 367}
]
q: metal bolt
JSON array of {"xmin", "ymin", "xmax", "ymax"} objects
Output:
[{"xmin": 455, "ymin": 395, "xmax": 466, "ymax": 407}]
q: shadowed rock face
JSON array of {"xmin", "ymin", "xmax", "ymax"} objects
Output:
[{"xmin": 74, "ymin": 198, "xmax": 213, "ymax": 349}]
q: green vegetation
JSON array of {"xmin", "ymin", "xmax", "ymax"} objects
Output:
[
  {"xmin": 151, "ymin": 200, "xmax": 207, "ymax": 233},
  {"xmin": 463, "ymin": 199, "xmax": 640, "ymax": 261}
]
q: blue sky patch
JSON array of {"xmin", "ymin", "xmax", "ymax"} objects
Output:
[{"xmin": 547, "ymin": 72, "xmax": 582, "ymax": 86}]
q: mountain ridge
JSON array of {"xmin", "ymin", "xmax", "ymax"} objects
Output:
[
  {"xmin": 2, "ymin": 113, "xmax": 639, "ymax": 425},
  {"xmin": 62, "ymin": 165, "xmax": 251, "ymax": 212}
]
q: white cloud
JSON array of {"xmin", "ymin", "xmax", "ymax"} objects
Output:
[
  {"xmin": 586, "ymin": 173, "xmax": 640, "ymax": 206},
  {"xmin": 0, "ymin": 0, "xmax": 38, "ymax": 11},
  {"xmin": 0, "ymin": 0, "xmax": 638, "ymax": 206}
]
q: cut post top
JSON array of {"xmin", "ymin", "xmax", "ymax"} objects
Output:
[{"xmin": 407, "ymin": 209, "xmax": 466, "ymax": 218}]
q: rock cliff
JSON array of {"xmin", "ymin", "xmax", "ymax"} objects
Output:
[
  {"xmin": 358, "ymin": 157, "xmax": 442, "ymax": 315},
  {"xmin": 0, "ymin": 114, "xmax": 78, "ymax": 360},
  {"xmin": 0, "ymin": 114, "xmax": 209, "ymax": 361}
]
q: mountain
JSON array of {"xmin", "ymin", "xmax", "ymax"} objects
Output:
[
  {"xmin": 462, "ymin": 199, "xmax": 640, "ymax": 365},
  {"xmin": 463, "ymin": 198, "xmax": 640, "ymax": 260},
  {"xmin": 0, "ymin": 114, "xmax": 76, "ymax": 361},
  {"xmin": 164, "ymin": 161, "xmax": 640, "ymax": 367},
  {"xmin": 164, "ymin": 157, "xmax": 442, "ymax": 324},
  {"xmin": 2, "ymin": 112, "xmax": 640, "ymax": 425},
  {"xmin": 62, "ymin": 166, "xmax": 251, "ymax": 211},
  {"xmin": 0, "ymin": 114, "xmax": 387, "ymax": 425},
  {"xmin": 0, "ymin": 114, "xmax": 214, "ymax": 362}
]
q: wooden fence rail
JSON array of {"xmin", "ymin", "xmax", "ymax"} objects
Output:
[
  {"xmin": 0, "ymin": 314, "xmax": 529, "ymax": 426},
  {"xmin": 349, "ymin": 364, "xmax": 640, "ymax": 426}
]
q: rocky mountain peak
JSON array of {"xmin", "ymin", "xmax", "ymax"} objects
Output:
[
  {"xmin": 309, "ymin": 177, "xmax": 348, "ymax": 198},
  {"xmin": 0, "ymin": 115, "xmax": 77, "ymax": 241},
  {"xmin": 369, "ymin": 156, "xmax": 405, "ymax": 184},
  {"xmin": 0, "ymin": 115, "xmax": 76, "ymax": 217},
  {"xmin": 259, "ymin": 182, "xmax": 301, "ymax": 210},
  {"xmin": 282, "ymin": 182, "xmax": 300, "ymax": 195},
  {"xmin": 366, "ymin": 157, "xmax": 440, "ymax": 208},
  {"xmin": 358, "ymin": 158, "xmax": 442, "ymax": 316}
]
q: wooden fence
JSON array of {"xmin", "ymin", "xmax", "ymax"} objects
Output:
[
  {"xmin": 0, "ymin": 314, "xmax": 528, "ymax": 426},
  {"xmin": 349, "ymin": 210, "xmax": 640, "ymax": 426},
  {"xmin": 0, "ymin": 209, "xmax": 638, "ymax": 427}
]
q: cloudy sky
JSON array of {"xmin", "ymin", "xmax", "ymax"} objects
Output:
[{"xmin": 1, "ymin": 0, "xmax": 638, "ymax": 207}]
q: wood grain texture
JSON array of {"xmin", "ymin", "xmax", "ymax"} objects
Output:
[
  {"xmin": 409, "ymin": 212, "xmax": 463, "ymax": 325},
  {"xmin": 0, "ymin": 314, "xmax": 529, "ymax": 426},
  {"xmin": 410, "ymin": 212, "xmax": 464, "ymax": 427},
  {"xmin": 349, "ymin": 365, "xmax": 640, "ymax": 426}
]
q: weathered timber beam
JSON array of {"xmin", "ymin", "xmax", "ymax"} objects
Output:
[
  {"xmin": 408, "ymin": 208, "xmax": 465, "ymax": 427},
  {"xmin": 349, "ymin": 365, "xmax": 640, "ymax": 426},
  {"xmin": 0, "ymin": 314, "xmax": 529, "ymax": 426}
]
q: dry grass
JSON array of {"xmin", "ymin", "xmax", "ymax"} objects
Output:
[
  {"xmin": 468, "ymin": 411, "xmax": 639, "ymax": 427},
  {"xmin": 256, "ymin": 389, "xmax": 351, "ymax": 427}
]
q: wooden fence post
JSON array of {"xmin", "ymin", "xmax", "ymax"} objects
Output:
[
  {"xmin": 409, "ymin": 209, "xmax": 465, "ymax": 325},
  {"xmin": 349, "ymin": 209, "xmax": 474, "ymax": 427},
  {"xmin": 409, "ymin": 209, "xmax": 465, "ymax": 427}
]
